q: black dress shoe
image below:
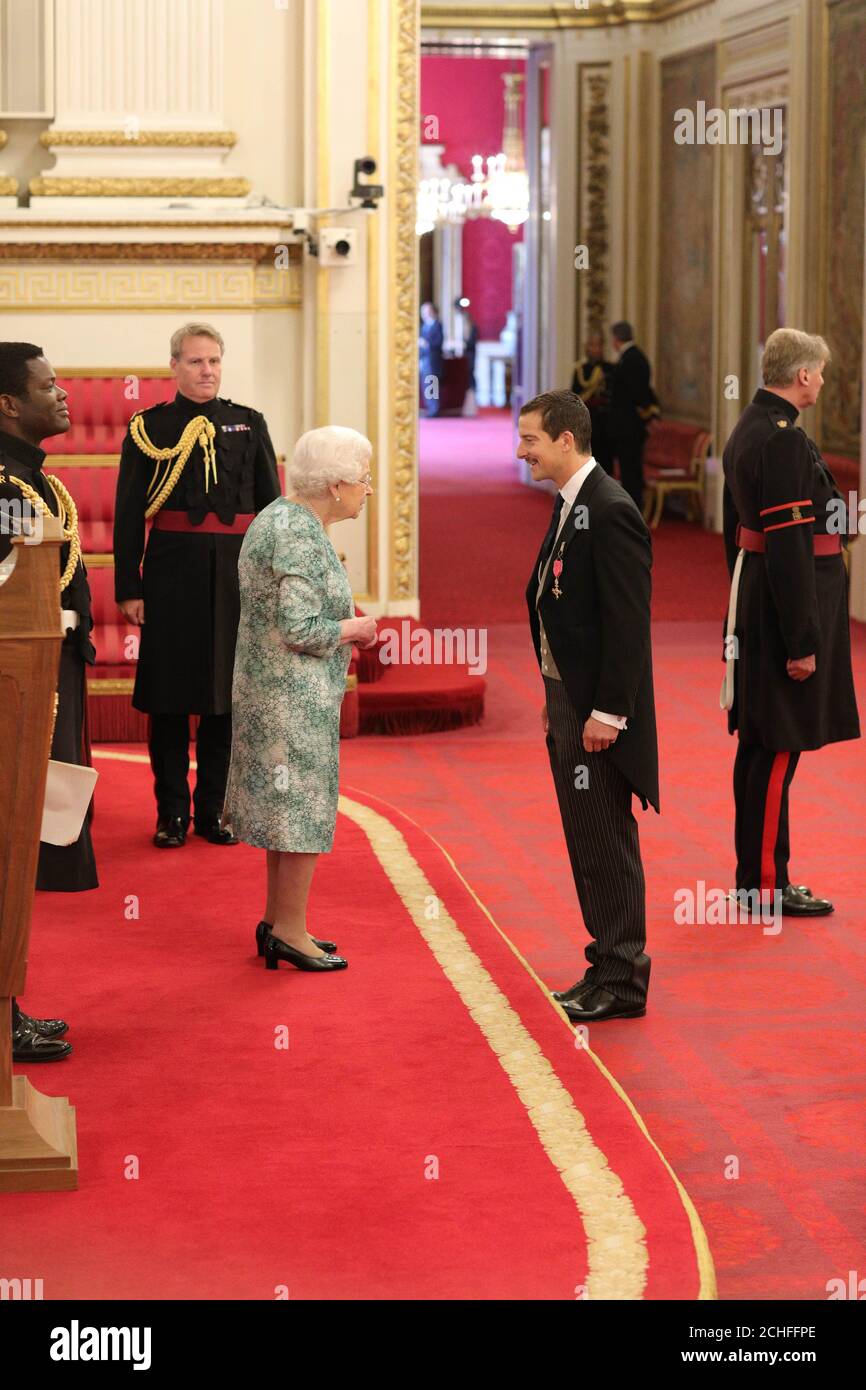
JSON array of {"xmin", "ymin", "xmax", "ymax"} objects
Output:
[
  {"xmin": 264, "ymin": 935, "xmax": 348, "ymax": 973},
  {"xmin": 194, "ymin": 820, "xmax": 239, "ymax": 845},
  {"xmin": 154, "ymin": 816, "xmax": 187, "ymax": 848},
  {"xmin": 552, "ymin": 978, "xmax": 594, "ymax": 1004},
  {"xmin": 255, "ymin": 920, "xmax": 337, "ymax": 957},
  {"xmin": 781, "ymin": 883, "xmax": 833, "ymax": 916},
  {"xmin": 561, "ymin": 987, "xmax": 646, "ymax": 1023},
  {"xmin": 12, "ymin": 1019, "xmax": 73, "ymax": 1062},
  {"xmin": 17, "ymin": 1010, "xmax": 68, "ymax": 1038}
]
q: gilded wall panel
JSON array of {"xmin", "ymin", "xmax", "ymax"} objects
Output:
[
  {"xmin": 656, "ymin": 45, "xmax": 716, "ymax": 425},
  {"xmin": 823, "ymin": 0, "xmax": 866, "ymax": 458}
]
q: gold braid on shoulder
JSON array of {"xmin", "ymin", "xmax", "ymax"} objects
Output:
[
  {"xmin": 9, "ymin": 472, "xmax": 81, "ymax": 592},
  {"xmin": 129, "ymin": 413, "xmax": 218, "ymax": 519},
  {"xmin": 573, "ymin": 362, "xmax": 605, "ymax": 402}
]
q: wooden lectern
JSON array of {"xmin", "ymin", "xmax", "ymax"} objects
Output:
[{"xmin": 0, "ymin": 515, "xmax": 78, "ymax": 1191}]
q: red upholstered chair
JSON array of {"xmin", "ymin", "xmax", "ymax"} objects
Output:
[
  {"xmin": 641, "ymin": 421, "xmax": 712, "ymax": 529},
  {"xmin": 49, "ymin": 462, "xmax": 119, "ymax": 555},
  {"xmin": 823, "ymin": 453, "xmax": 861, "ymax": 501},
  {"xmin": 52, "ymin": 372, "xmax": 177, "ymax": 455}
]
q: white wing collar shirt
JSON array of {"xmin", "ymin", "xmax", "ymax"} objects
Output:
[{"xmin": 537, "ymin": 457, "xmax": 627, "ymax": 731}]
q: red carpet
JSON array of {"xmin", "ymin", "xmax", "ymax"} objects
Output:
[
  {"xmin": 419, "ymin": 411, "xmax": 727, "ymax": 623},
  {"xmin": 9, "ymin": 414, "xmax": 864, "ymax": 1300},
  {"xmin": 12, "ymin": 756, "xmax": 708, "ymax": 1300}
]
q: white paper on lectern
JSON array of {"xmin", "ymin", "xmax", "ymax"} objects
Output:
[{"xmin": 40, "ymin": 760, "xmax": 98, "ymax": 846}]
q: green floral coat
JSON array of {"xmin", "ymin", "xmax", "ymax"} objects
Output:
[{"xmin": 223, "ymin": 498, "xmax": 354, "ymax": 852}]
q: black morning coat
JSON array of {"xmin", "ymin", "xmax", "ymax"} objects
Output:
[
  {"xmin": 609, "ymin": 344, "xmax": 659, "ymax": 443},
  {"xmin": 113, "ymin": 392, "xmax": 281, "ymax": 716},
  {"xmin": 0, "ymin": 430, "xmax": 95, "ymax": 665},
  {"xmin": 722, "ymin": 389, "xmax": 860, "ymax": 752},
  {"xmin": 526, "ymin": 465, "xmax": 660, "ymax": 812}
]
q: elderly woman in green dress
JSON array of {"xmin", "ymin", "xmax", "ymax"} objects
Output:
[{"xmin": 223, "ymin": 426, "xmax": 376, "ymax": 973}]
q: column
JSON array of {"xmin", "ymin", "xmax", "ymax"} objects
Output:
[{"xmin": 31, "ymin": 0, "xmax": 246, "ymax": 206}]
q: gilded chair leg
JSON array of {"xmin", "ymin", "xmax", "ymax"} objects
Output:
[
  {"xmin": 651, "ymin": 486, "xmax": 665, "ymax": 529},
  {"xmin": 642, "ymin": 489, "xmax": 654, "ymax": 524}
]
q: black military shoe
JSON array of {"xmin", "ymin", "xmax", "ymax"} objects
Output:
[
  {"xmin": 551, "ymin": 977, "xmax": 594, "ymax": 1004},
  {"xmin": 12, "ymin": 1017, "xmax": 73, "ymax": 1062},
  {"xmin": 194, "ymin": 820, "xmax": 239, "ymax": 846},
  {"xmin": 154, "ymin": 816, "xmax": 187, "ymax": 848},
  {"xmin": 781, "ymin": 883, "xmax": 834, "ymax": 917},
  {"xmin": 17, "ymin": 1010, "xmax": 68, "ymax": 1038},
  {"xmin": 561, "ymin": 986, "xmax": 646, "ymax": 1023}
]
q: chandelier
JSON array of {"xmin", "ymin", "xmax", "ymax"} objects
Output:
[{"xmin": 416, "ymin": 71, "xmax": 529, "ymax": 235}]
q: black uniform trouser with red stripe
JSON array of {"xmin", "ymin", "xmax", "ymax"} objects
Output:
[{"xmin": 733, "ymin": 741, "xmax": 800, "ymax": 892}]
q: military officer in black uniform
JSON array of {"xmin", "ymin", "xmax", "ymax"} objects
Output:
[
  {"xmin": 608, "ymin": 321, "xmax": 660, "ymax": 509},
  {"xmin": 722, "ymin": 328, "xmax": 860, "ymax": 915},
  {"xmin": 113, "ymin": 322, "xmax": 281, "ymax": 848},
  {"xmin": 0, "ymin": 340, "xmax": 96, "ymax": 1061},
  {"xmin": 571, "ymin": 329, "xmax": 615, "ymax": 475}
]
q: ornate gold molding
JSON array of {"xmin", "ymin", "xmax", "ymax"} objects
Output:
[
  {"xmin": 367, "ymin": 0, "xmax": 381, "ymax": 604},
  {"xmin": 0, "ymin": 262, "xmax": 301, "ymax": 311},
  {"xmin": 0, "ymin": 131, "xmax": 7, "ymax": 149},
  {"xmin": 29, "ymin": 177, "xmax": 251, "ymax": 198},
  {"xmin": 39, "ymin": 130, "xmax": 238, "ymax": 148},
  {"xmin": 0, "ymin": 219, "xmax": 294, "ymax": 231},
  {"xmin": 0, "ymin": 177, "xmax": 18, "ymax": 196},
  {"xmin": 420, "ymin": 1, "xmax": 712, "ymax": 29},
  {"xmin": 87, "ymin": 678, "xmax": 134, "ymax": 694},
  {"xmin": 576, "ymin": 65, "xmax": 611, "ymax": 348},
  {"xmin": 0, "ymin": 242, "xmax": 297, "ymax": 263},
  {"xmin": 389, "ymin": 0, "xmax": 420, "ymax": 603}
]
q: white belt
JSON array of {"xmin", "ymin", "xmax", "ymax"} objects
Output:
[
  {"xmin": 720, "ymin": 549, "xmax": 744, "ymax": 711},
  {"xmin": 61, "ymin": 608, "xmax": 80, "ymax": 634}
]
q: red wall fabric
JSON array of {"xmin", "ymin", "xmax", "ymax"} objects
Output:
[{"xmin": 421, "ymin": 55, "xmax": 527, "ymax": 340}]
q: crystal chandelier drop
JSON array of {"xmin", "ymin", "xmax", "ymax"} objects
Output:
[
  {"xmin": 416, "ymin": 70, "xmax": 529, "ymax": 235},
  {"xmin": 482, "ymin": 73, "xmax": 530, "ymax": 232}
]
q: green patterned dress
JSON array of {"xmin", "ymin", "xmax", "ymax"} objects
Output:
[{"xmin": 223, "ymin": 497, "xmax": 354, "ymax": 852}]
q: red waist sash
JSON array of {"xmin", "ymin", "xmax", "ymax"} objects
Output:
[
  {"xmin": 736, "ymin": 525, "xmax": 841, "ymax": 556},
  {"xmin": 151, "ymin": 511, "xmax": 255, "ymax": 535}
]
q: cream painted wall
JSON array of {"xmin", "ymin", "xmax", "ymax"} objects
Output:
[
  {"xmin": 0, "ymin": 308, "xmax": 301, "ymax": 467},
  {"xmin": 222, "ymin": 0, "xmax": 305, "ymax": 207}
]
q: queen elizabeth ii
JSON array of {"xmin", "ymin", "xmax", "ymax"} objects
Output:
[{"xmin": 223, "ymin": 425, "xmax": 376, "ymax": 973}]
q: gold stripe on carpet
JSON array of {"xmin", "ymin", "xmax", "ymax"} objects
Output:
[
  {"xmin": 338, "ymin": 793, "xmax": 648, "ymax": 1300},
  {"xmin": 342, "ymin": 785, "xmax": 717, "ymax": 1302}
]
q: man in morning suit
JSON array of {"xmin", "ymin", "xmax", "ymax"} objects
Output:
[
  {"xmin": 0, "ymin": 341, "xmax": 93, "ymax": 1062},
  {"xmin": 113, "ymin": 322, "xmax": 281, "ymax": 848},
  {"xmin": 521, "ymin": 390, "xmax": 659, "ymax": 1023},
  {"xmin": 608, "ymin": 321, "xmax": 659, "ymax": 509},
  {"xmin": 721, "ymin": 328, "xmax": 859, "ymax": 915}
]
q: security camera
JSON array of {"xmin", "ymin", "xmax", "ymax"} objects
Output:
[
  {"xmin": 319, "ymin": 228, "xmax": 358, "ymax": 266},
  {"xmin": 351, "ymin": 155, "xmax": 384, "ymax": 209}
]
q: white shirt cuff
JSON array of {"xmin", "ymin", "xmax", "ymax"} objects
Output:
[{"xmin": 591, "ymin": 708, "xmax": 627, "ymax": 730}]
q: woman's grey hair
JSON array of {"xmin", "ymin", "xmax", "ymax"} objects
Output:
[{"xmin": 287, "ymin": 426, "xmax": 372, "ymax": 498}]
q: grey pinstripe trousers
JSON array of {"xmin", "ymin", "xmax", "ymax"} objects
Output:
[{"xmin": 544, "ymin": 677, "xmax": 649, "ymax": 1005}]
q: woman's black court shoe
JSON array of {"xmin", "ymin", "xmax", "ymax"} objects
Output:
[
  {"xmin": 264, "ymin": 935, "xmax": 348, "ymax": 973},
  {"xmin": 255, "ymin": 920, "xmax": 337, "ymax": 957}
]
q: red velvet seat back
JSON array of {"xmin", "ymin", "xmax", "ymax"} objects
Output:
[
  {"xmin": 48, "ymin": 463, "xmax": 119, "ymax": 553},
  {"xmin": 644, "ymin": 421, "xmax": 710, "ymax": 477},
  {"xmin": 52, "ymin": 374, "xmax": 176, "ymax": 454}
]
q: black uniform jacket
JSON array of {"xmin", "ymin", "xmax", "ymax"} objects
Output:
[
  {"xmin": 0, "ymin": 429, "xmax": 95, "ymax": 665},
  {"xmin": 526, "ymin": 465, "xmax": 660, "ymax": 812},
  {"xmin": 722, "ymin": 388, "xmax": 860, "ymax": 751},
  {"xmin": 113, "ymin": 392, "xmax": 281, "ymax": 716},
  {"xmin": 609, "ymin": 345, "xmax": 659, "ymax": 442}
]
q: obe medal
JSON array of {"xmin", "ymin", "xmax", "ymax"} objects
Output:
[{"xmin": 552, "ymin": 546, "xmax": 564, "ymax": 598}]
